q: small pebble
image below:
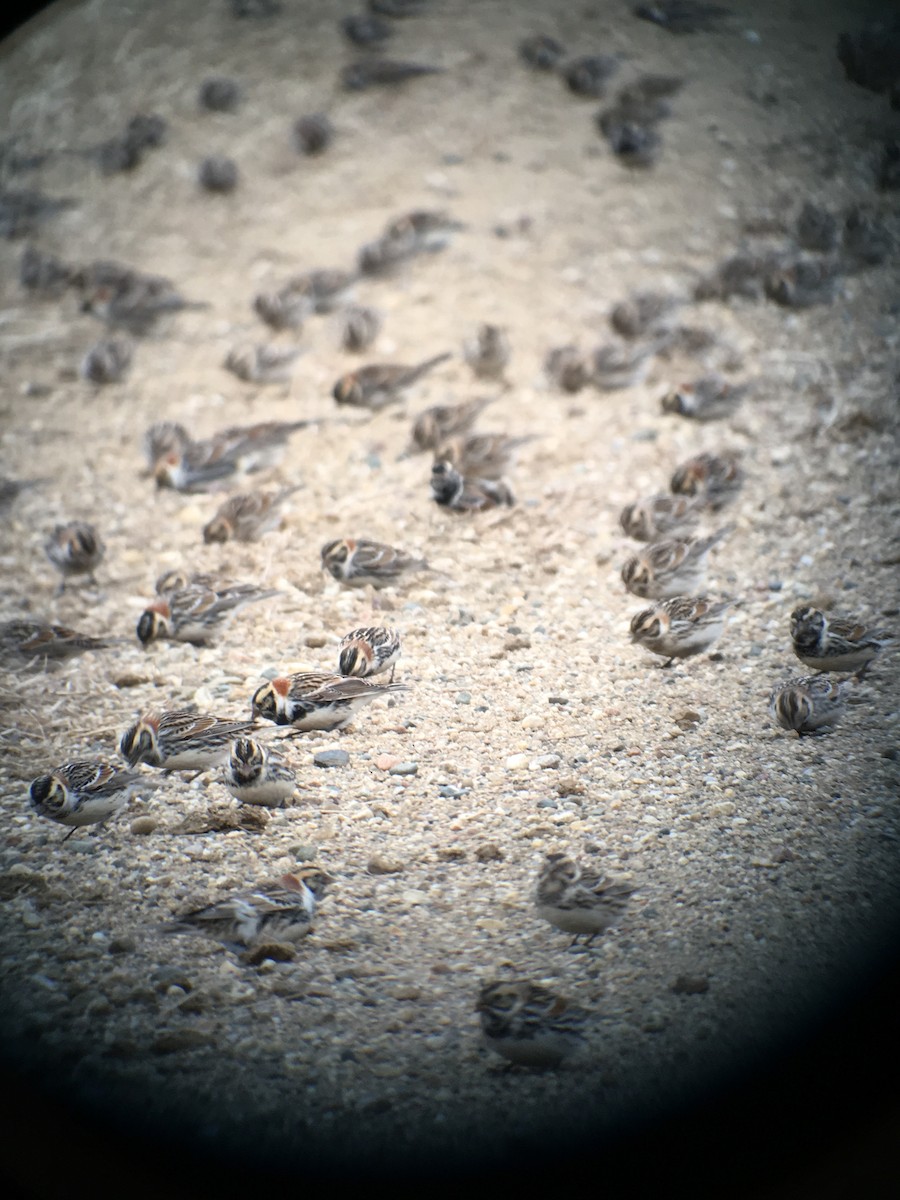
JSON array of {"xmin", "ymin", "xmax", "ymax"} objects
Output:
[
  {"xmin": 199, "ymin": 77, "xmax": 242, "ymax": 112},
  {"xmin": 388, "ymin": 762, "xmax": 418, "ymax": 777},
  {"xmin": 198, "ymin": 156, "xmax": 239, "ymax": 193},
  {"xmin": 130, "ymin": 816, "xmax": 157, "ymax": 836},
  {"xmin": 367, "ymin": 855, "xmax": 404, "ymax": 875},
  {"xmin": 671, "ymin": 975, "xmax": 710, "ymax": 995},
  {"xmin": 294, "ymin": 114, "xmax": 333, "ymax": 156}
]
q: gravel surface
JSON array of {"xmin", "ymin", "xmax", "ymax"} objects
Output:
[{"xmin": 1, "ymin": 0, "xmax": 899, "ymax": 1181}]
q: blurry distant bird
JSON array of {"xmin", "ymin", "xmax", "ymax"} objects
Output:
[
  {"xmin": 544, "ymin": 345, "xmax": 590, "ymax": 393},
  {"xmin": 463, "ymin": 323, "xmax": 510, "ymax": 382},
  {"xmin": 198, "ymin": 155, "xmax": 239, "ymax": 193},
  {"xmin": 0, "ymin": 619, "xmax": 113, "ymax": 661},
  {"xmin": 152, "ymin": 419, "xmax": 312, "ymax": 492},
  {"xmin": 45, "ymin": 521, "xmax": 105, "ymax": 591},
  {"xmin": 198, "ymin": 77, "xmax": 242, "ymax": 112},
  {"xmin": 284, "ymin": 268, "xmax": 356, "ymax": 314},
  {"xmin": 633, "ymin": 2, "xmax": 729, "ymax": 34},
  {"xmin": 0, "ymin": 187, "xmax": 77, "ymax": 239},
  {"xmin": 409, "ymin": 396, "xmax": 494, "ymax": 451},
  {"xmin": 293, "ymin": 114, "xmax": 334, "ymax": 155},
  {"xmin": 430, "ymin": 460, "xmax": 515, "ymax": 512},
  {"xmin": 19, "ymin": 244, "xmax": 74, "ymax": 294},
  {"xmin": 610, "ymin": 290, "xmax": 679, "ymax": 339},
  {"xmin": 333, "ymin": 352, "xmax": 451, "ymax": 410},
  {"xmin": 223, "ymin": 343, "xmax": 300, "ymax": 383},
  {"xmin": 80, "ymin": 336, "xmax": 133, "ymax": 384},
  {"xmin": 795, "ymin": 201, "xmax": 840, "ymax": 253},
  {"xmin": 476, "ymin": 980, "xmax": 588, "ymax": 1069},
  {"xmin": 670, "ymin": 451, "xmax": 743, "ymax": 509},
  {"xmin": 535, "ymin": 852, "xmax": 635, "ymax": 945},
  {"xmin": 203, "ymin": 485, "xmax": 301, "ymax": 543},
  {"xmin": 321, "ymin": 537, "xmax": 427, "ymax": 588},
  {"xmin": 660, "ymin": 373, "xmax": 748, "ymax": 421},
  {"xmin": 342, "ymin": 14, "xmax": 392, "ymax": 46},
  {"xmin": 341, "ymin": 60, "xmax": 443, "ymax": 91},
  {"xmin": 519, "ymin": 34, "xmax": 566, "ymax": 70},
  {"xmin": 253, "ymin": 289, "xmax": 306, "ymax": 332},
  {"xmin": 562, "ymin": 55, "xmax": 620, "ymax": 97},
  {"xmin": 358, "ymin": 210, "xmax": 462, "ymax": 275},
  {"xmin": 76, "ymin": 262, "xmax": 206, "ymax": 336},
  {"xmin": 436, "ymin": 432, "xmax": 533, "ymax": 480},
  {"xmin": 337, "ymin": 304, "xmax": 381, "ymax": 352},
  {"xmin": 764, "ymin": 258, "xmax": 839, "ymax": 309},
  {"xmin": 591, "ymin": 340, "xmax": 656, "ymax": 389},
  {"xmin": 598, "ymin": 115, "xmax": 661, "ymax": 167},
  {"xmin": 619, "ymin": 494, "xmax": 701, "ymax": 542}
]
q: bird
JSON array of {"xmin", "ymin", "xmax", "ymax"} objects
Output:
[
  {"xmin": 154, "ymin": 568, "xmax": 221, "ymax": 596},
  {"xmin": 136, "ymin": 580, "xmax": 280, "ymax": 646},
  {"xmin": 223, "ymin": 344, "xmax": 301, "ymax": 384},
  {"xmin": 321, "ymin": 538, "xmax": 427, "ymax": 588},
  {"xmin": 337, "ymin": 304, "xmax": 381, "ymax": 353},
  {"xmin": 518, "ymin": 34, "xmax": 566, "ymax": 71},
  {"xmin": 332, "ymin": 352, "xmax": 451, "ymax": 411},
  {"xmin": 769, "ymin": 676, "xmax": 853, "ymax": 737},
  {"xmin": 338, "ymin": 626, "xmax": 402, "ymax": 681},
  {"xmin": 621, "ymin": 527, "xmax": 733, "ymax": 600},
  {"xmin": 409, "ymin": 396, "xmax": 494, "ymax": 452},
  {"xmin": 198, "ymin": 155, "xmax": 239, "ymax": 193},
  {"xmin": 476, "ymin": 980, "xmax": 588, "ymax": 1069},
  {"xmin": 764, "ymin": 258, "xmax": 839, "ymax": 309},
  {"xmin": 789, "ymin": 607, "xmax": 894, "ymax": 677},
  {"xmin": 293, "ymin": 114, "xmax": 333, "ymax": 156},
  {"xmin": 535, "ymin": 852, "xmax": 635, "ymax": 945},
  {"xmin": 77, "ymin": 263, "xmax": 205, "ymax": 336},
  {"xmin": 198, "ymin": 77, "xmax": 242, "ymax": 112},
  {"xmin": 0, "ymin": 618, "xmax": 114, "ymax": 661},
  {"xmin": 562, "ymin": 54, "xmax": 620, "ymax": 97},
  {"xmin": 19, "ymin": 244, "xmax": 75, "ymax": 294},
  {"xmin": 619, "ymin": 494, "xmax": 701, "ymax": 542},
  {"xmin": 202, "ymin": 485, "xmax": 301, "ymax": 543},
  {"xmin": 633, "ymin": 2, "xmax": 729, "ymax": 35},
  {"xmin": 80, "ymin": 336, "xmax": 133, "ymax": 384},
  {"xmin": 462, "ymin": 323, "xmax": 510, "ymax": 382},
  {"xmin": 142, "ymin": 420, "xmax": 191, "ymax": 472},
  {"xmin": 341, "ymin": 14, "xmax": 392, "ymax": 46},
  {"xmin": 252, "ymin": 288, "xmax": 306, "ymax": 332},
  {"xmin": 430, "ymin": 460, "xmax": 514, "ymax": 512},
  {"xmin": 163, "ymin": 867, "xmax": 332, "ymax": 948},
  {"xmin": 152, "ymin": 420, "xmax": 311, "ymax": 492},
  {"xmin": 44, "ymin": 521, "xmax": 105, "ymax": 591},
  {"xmin": 597, "ymin": 114, "xmax": 662, "ymax": 168},
  {"xmin": 544, "ymin": 345, "xmax": 590, "ymax": 392},
  {"xmin": 629, "ymin": 596, "xmax": 731, "ymax": 666},
  {"xmin": 670, "ymin": 451, "xmax": 743, "ymax": 509},
  {"xmin": 357, "ymin": 210, "xmax": 463, "ymax": 276},
  {"xmin": 435, "ymin": 432, "xmax": 533, "ymax": 480},
  {"xmin": 282, "ymin": 268, "xmax": 357, "ymax": 314},
  {"xmin": 590, "ymin": 340, "xmax": 657, "ymax": 389},
  {"xmin": 223, "ymin": 738, "xmax": 297, "ymax": 807},
  {"xmin": 251, "ymin": 672, "xmax": 408, "ymax": 732},
  {"xmin": 661, "ymin": 374, "xmax": 747, "ymax": 421},
  {"xmin": 609, "ymin": 290, "xmax": 679, "ymax": 339},
  {"xmin": 120, "ymin": 708, "xmax": 257, "ymax": 772},
  {"xmin": 29, "ymin": 761, "xmax": 145, "ymax": 839},
  {"xmin": 341, "ymin": 60, "xmax": 443, "ymax": 91}
]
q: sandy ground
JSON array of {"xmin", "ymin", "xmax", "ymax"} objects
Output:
[{"xmin": 1, "ymin": 0, "xmax": 899, "ymax": 1185}]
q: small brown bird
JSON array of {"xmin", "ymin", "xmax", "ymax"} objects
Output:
[
  {"xmin": 223, "ymin": 343, "xmax": 301, "ymax": 383},
  {"xmin": 660, "ymin": 373, "xmax": 748, "ymax": 421},
  {"xmin": 430, "ymin": 460, "xmax": 515, "ymax": 512},
  {"xmin": 137, "ymin": 581, "xmax": 280, "ymax": 646},
  {"xmin": 619, "ymin": 494, "xmax": 701, "ymax": 542},
  {"xmin": 463, "ymin": 323, "xmax": 510, "ymax": 382},
  {"xmin": 332, "ymin": 352, "xmax": 451, "ymax": 411},
  {"xmin": 409, "ymin": 396, "xmax": 494, "ymax": 452},
  {"xmin": 321, "ymin": 537, "xmax": 427, "ymax": 588},
  {"xmin": 338, "ymin": 626, "xmax": 402, "ymax": 681},
  {"xmin": 436, "ymin": 432, "xmax": 533, "ymax": 480},
  {"xmin": 251, "ymin": 671, "xmax": 408, "ymax": 732},
  {"xmin": 337, "ymin": 304, "xmax": 381, "ymax": 352},
  {"xmin": 79, "ymin": 336, "xmax": 134, "ymax": 384},
  {"xmin": 153, "ymin": 419, "xmax": 311, "ymax": 492},
  {"xmin": 0, "ymin": 619, "xmax": 113, "ymax": 661},
  {"xmin": 45, "ymin": 521, "xmax": 105, "ymax": 591},
  {"xmin": 544, "ymin": 345, "xmax": 591, "ymax": 393},
  {"xmin": 341, "ymin": 60, "xmax": 443, "ymax": 91},
  {"xmin": 621, "ymin": 527, "xmax": 733, "ymax": 600},
  {"xmin": 203, "ymin": 485, "xmax": 301, "ymax": 543},
  {"xmin": 670, "ymin": 451, "xmax": 743, "ymax": 509}
]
